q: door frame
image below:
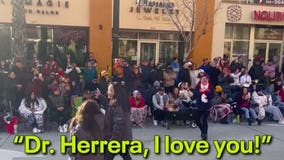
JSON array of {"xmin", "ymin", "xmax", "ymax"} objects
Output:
[
  {"xmin": 137, "ymin": 40, "xmax": 159, "ymax": 65},
  {"xmin": 254, "ymin": 40, "xmax": 283, "ymax": 63},
  {"xmin": 254, "ymin": 40, "xmax": 282, "ymax": 70}
]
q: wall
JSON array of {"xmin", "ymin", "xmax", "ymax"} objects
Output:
[
  {"xmin": 212, "ymin": 3, "xmax": 284, "ymax": 62},
  {"xmin": 120, "ymin": 0, "xmax": 190, "ymax": 31},
  {"xmin": 89, "ymin": 0, "xmax": 112, "ymax": 73},
  {"xmin": 191, "ymin": 0, "xmax": 216, "ymax": 66},
  {"xmin": 0, "ymin": 0, "xmax": 89, "ymax": 26}
]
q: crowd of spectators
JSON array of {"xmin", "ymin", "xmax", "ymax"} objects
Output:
[{"xmin": 1, "ymin": 54, "xmax": 284, "ymax": 134}]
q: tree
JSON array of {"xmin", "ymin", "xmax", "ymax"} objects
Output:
[
  {"xmin": 163, "ymin": 0, "xmax": 222, "ymax": 61},
  {"xmin": 11, "ymin": 0, "xmax": 27, "ymax": 61}
]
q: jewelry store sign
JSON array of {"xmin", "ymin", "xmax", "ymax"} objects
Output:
[
  {"xmin": 0, "ymin": 0, "xmax": 70, "ymax": 16},
  {"xmin": 129, "ymin": 0, "xmax": 180, "ymax": 21}
]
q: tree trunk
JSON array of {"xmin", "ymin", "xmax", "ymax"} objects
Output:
[{"xmin": 11, "ymin": 0, "xmax": 27, "ymax": 62}]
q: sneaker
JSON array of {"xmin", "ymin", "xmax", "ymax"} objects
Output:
[
  {"xmin": 33, "ymin": 128, "xmax": 41, "ymax": 134},
  {"xmin": 153, "ymin": 120, "xmax": 158, "ymax": 126},
  {"xmin": 63, "ymin": 124, "xmax": 68, "ymax": 133},
  {"xmin": 279, "ymin": 121, "xmax": 284, "ymax": 125},
  {"xmin": 58, "ymin": 125, "xmax": 63, "ymax": 133},
  {"xmin": 14, "ymin": 125, "xmax": 18, "ymax": 134},
  {"xmin": 201, "ymin": 134, "xmax": 208, "ymax": 141}
]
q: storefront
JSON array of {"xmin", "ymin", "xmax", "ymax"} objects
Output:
[
  {"xmin": 118, "ymin": 0, "xmax": 188, "ymax": 65},
  {"xmin": 212, "ymin": 1, "xmax": 284, "ymax": 69},
  {"xmin": 0, "ymin": 0, "xmax": 112, "ymax": 70}
]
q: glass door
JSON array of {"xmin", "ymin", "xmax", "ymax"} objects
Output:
[
  {"xmin": 268, "ymin": 43, "xmax": 281, "ymax": 67},
  {"xmin": 254, "ymin": 42, "xmax": 282, "ymax": 68},
  {"xmin": 254, "ymin": 43, "xmax": 267, "ymax": 62},
  {"xmin": 138, "ymin": 41, "xmax": 158, "ymax": 64}
]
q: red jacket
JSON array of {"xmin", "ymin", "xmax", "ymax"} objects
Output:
[
  {"xmin": 279, "ymin": 89, "xmax": 284, "ymax": 102},
  {"xmin": 129, "ymin": 96, "xmax": 145, "ymax": 108}
]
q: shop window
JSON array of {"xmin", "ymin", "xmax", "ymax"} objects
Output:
[
  {"xmin": 120, "ymin": 31, "xmax": 138, "ymax": 39},
  {"xmin": 118, "ymin": 40, "xmax": 137, "ymax": 62},
  {"xmin": 224, "ymin": 23, "xmax": 250, "ymax": 67},
  {"xmin": 224, "ymin": 41, "xmax": 232, "ymax": 60},
  {"xmin": 26, "ymin": 26, "xmax": 53, "ymax": 40},
  {"xmin": 233, "ymin": 41, "xmax": 249, "ymax": 55},
  {"xmin": 225, "ymin": 24, "xmax": 233, "ymax": 39},
  {"xmin": 234, "ymin": 25, "xmax": 250, "ymax": 40},
  {"xmin": 139, "ymin": 32, "xmax": 158, "ymax": 39},
  {"xmin": 160, "ymin": 33, "xmax": 179, "ymax": 41},
  {"xmin": 0, "ymin": 25, "xmax": 11, "ymax": 60},
  {"xmin": 53, "ymin": 27, "xmax": 89, "ymax": 67},
  {"xmin": 159, "ymin": 42, "xmax": 178, "ymax": 65},
  {"xmin": 255, "ymin": 26, "xmax": 283, "ymax": 40}
]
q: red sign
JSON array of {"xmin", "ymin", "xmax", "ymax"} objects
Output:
[{"xmin": 253, "ymin": 10, "xmax": 284, "ymax": 21}]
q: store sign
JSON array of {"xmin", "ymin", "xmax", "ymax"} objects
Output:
[
  {"xmin": 129, "ymin": 0, "xmax": 180, "ymax": 15},
  {"xmin": 252, "ymin": 10, "xmax": 284, "ymax": 21},
  {"xmin": 259, "ymin": 0, "xmax": 284, "ymax": 5},
  {"xmin": 0, "ymin": 0, "xmax": 70, "ymax": 16}
]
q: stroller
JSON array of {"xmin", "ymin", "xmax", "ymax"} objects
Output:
[{"xmin": 164, "ymin": 101, "xmax": 197, "ymax": 130}]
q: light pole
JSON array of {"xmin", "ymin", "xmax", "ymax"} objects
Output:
[{"xmin": 112, "ymin": 0, "xmax": 120, "ymax": 67}]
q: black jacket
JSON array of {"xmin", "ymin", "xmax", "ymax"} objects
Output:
[
  {"xmin": 193, "ymin": 84, "xmax": 214, "ymax": 111},
  {"xmin": 97, "ymin": 95, "xmax": 132, "ymax": 141},
  {"xmin": 177, "ymin": 67, "xmax": 191, "ymax": 85}
]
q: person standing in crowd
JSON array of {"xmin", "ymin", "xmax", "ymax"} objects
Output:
[
  {"xmin": 13, "ymin": 60, "xmax": 31, "ymax": 107},
  {"xmin": 68, "ymin": 100, "xmax": 105, "ymax": 160},
  {"xmin": 148, "ymin": 58, "xmax": 161, "ymax": 85},
  {"xmin": 177, "ymin": 62, "xmax": 191, "ymax": 86},
  {"xmin": 249, "ymin": 60, "xmax": 264, "ymax": 82},
  {"xmin": 140, "ymin": 59, "xmax": 151, "ymax": 89},
  {"xmin": 104, "ymin": 83, "xmax": 133, "ymax": 160},
  {"xmin": 218, "ymin": 67, "xmax": 234, "ymax": 96},
  {"xmin": 129, "ymin": 90, "xmax": 147, "ymax": 128},
  {"xmin": 145, "ymin": 81, "xmax": 161, "ymax": 116},
  {"xmin": 199, "ymin": 58, "xmax": 209, "ymax": 73},
  {"xmin": 130, "ymin": 64, "xmax": 142, "ymax": 91},
  {"xmin": 43, "ymin": 55, "xmax": 59, "ymax": 76},
  {"xmin": 19, "ymin": 91, "xmax": 47, "ymax": 133},
  {"xmin": 230, "ymin": 56, "xmax": 245, "ymax": 73},
  {"xmin": 65, "ymin": 63, "xmax": 81, "ymax": 85},
  {"xmin": 83, "ymin": 61, "xmax": 98, "ymax": 91},
  {"xmin": 163, "ymin": 66, "xmax": 176, "ymax": 93},
  {"xmin": 207, "ymin": 61, "xmax": 221, "ymax": 88},
  {"xmin": 263, "ymin": 59, "xmax": 276, "ymax": 79},
  {"xmin": 98, "ymin": 70, "xmax": 110, "ymax": 95},
  {"xmin": 170, "ymin": 57, "xmax": 180, "ymax": 80},
  {"xmin": 189, "ymin": 63, "xmax": 199, "ymax": 89},
  {"xmin": 193, "ymin": 75, "xmax": 214, "ymax": 140}
]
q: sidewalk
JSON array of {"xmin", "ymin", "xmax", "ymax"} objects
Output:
[{"xmin": 0, "ymin": 122, "xmax": 283, "ymax": 160}]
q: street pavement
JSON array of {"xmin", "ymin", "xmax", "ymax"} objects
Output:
[{"xmin": 0, "ymin": 121, "xmax": 283, "ymax": 160}]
